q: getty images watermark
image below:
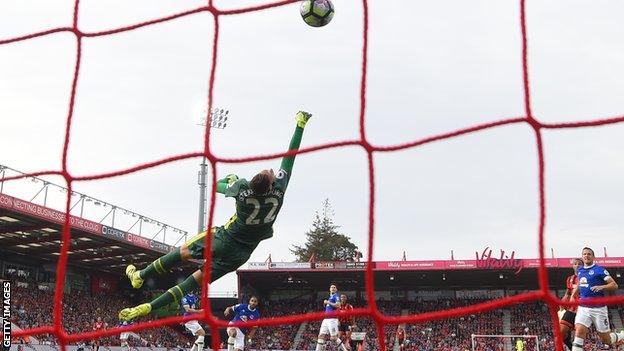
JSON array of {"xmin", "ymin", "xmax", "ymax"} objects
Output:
[{"xmin": 2, "ymin": 280, "xmax": 10, "ymax": 350}]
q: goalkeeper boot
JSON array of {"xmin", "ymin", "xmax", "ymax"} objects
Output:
[
  {"xmin": 119, "ymin": 303, "xmax": 151, "ymax": 322},
  {"xmin": 125, "ymin": 264, "xmax": 144, "ymax": 289},
  {"xmin": 296, "ymin": 111, "xmax": 312, "ymax": 128}
]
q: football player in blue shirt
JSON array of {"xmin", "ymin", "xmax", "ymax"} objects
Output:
[
  {"xmin": 224, "ymin": 296, "xmax": 260, "ymax": 351},
  {"xmin": 315, "ymin": 284, "xmax": 347, "ymax": 351},
  {"xmin": 571, "ymin": 247, "xmax": 624, "ymax": 350},
  {"xmin": 180, "ymin": 292, "xmax": 205, "ymax": 351}
]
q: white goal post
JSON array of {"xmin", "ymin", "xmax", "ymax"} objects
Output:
[{"xmin": 471, "ymin": 334, "xmax": 539, "ymax": 351}]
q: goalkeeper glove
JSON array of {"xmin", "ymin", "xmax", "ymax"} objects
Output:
[
  {"xmin": 224, "ymin": 174, "xmax": 238, "ymax": 185},
  {"xmin": 295, "ymin": 111, "xmax": 312, "ymax": 129}
]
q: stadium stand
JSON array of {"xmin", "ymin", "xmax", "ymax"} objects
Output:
[
  {"xmin": 250, "ymin": 299, "xmax": 315, "ymax": 351},
  {"xmin": 6, "ymin": 274, "xmax": 624, "ymax": 351},
  {"xmin": 14, "ymin": 284, "xmax": 624, "ymax": 351},
  {"xmin": 509, "ymin": 302, "xmax": 555, "ymax": 351},
  {"xmin": 10, "ymin": 283, "xmax": 191, "ymax": 348}
]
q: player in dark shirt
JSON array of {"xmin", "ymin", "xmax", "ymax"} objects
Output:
[
  {"xmin": 395, "ymin": 326, "xmax": 406, "ymax": 351},
  {"xmin": 92, "ymin": 317, "xmax": 106, "ymax": 351},
  {"xmin": 338, "ymin": 294, "xmax": 355, "ymax": 348}
]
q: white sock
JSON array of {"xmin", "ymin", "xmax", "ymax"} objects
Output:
[
  {"xmin": 613, "ymin": 330, "xmax": 624, "ymax": 344},
  {"xmin": 316, "ymin": 339, "xmax": 326, "ymax": 351},
  {"xmin": 335, "ymin": 338, "xmax": 348, "ymax": 351},
  {"xmin": 572, "ymin": 337, "xmax": 584, "ymax": 351},
  {"xmin": 228, "ymin": 336, "xmax": 235, "ymax": 351},
  {"xmin": 195, "ymin": 335, "xmax": 204, "ymax": 351},
  {"xmin": 608, "ymin": 331, "xmax": 624, "ymax": 346}
]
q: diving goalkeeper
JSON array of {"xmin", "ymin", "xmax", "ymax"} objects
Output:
[{"xmin": 119, "ymin": 111, "xmax": 312, "ymax": 321}]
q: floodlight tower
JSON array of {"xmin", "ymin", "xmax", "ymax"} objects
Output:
[{"xmin": 197, "ymin": 108, "xmax": 229, "ymax": 234}]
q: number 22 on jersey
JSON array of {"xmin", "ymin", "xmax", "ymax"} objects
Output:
[{"xmin": 245, "ymin": 197, "xmax": 279, "ymax": 225}]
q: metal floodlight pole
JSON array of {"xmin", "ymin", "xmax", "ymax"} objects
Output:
[
  {"xmin": 196, "ymin": 107, "xmax": 230, "ymax": 234},
  {"xmin": 198, "ymin": 157, "xmax": 208, "ymax": 234}
]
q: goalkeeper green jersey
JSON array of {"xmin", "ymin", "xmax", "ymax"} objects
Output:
[
  {"xmin": 215, "ymin": 121, "xmax": 306, "ymax": 245},
  {"xmin": 220, "ymin": 169, "xmax": 290, "ymax": 245}
]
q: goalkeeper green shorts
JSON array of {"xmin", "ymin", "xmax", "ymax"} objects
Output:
[{"xmin": 186, "ymin": 226, "xmax": 258, "ymax": 282}]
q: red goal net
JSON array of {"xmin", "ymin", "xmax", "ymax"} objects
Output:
[{"xmin": 1, "ymin": 1, "xmax": 624, "ymax": 351}]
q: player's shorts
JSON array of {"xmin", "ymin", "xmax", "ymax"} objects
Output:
[
  {"xmin": 575, "ymin": 306, "xmax": 610, "ymax": 333},
  {"xmin": 559, "ymin": 310, "xmax": 577, "ymax": 329},
  {"xmin": 185, "ymin": 320, "xmax": 204, "ymax": 336},
  {"xmin": 228, "ymin": 326, "xmax": 245, "ymax": 350},
  {"xmin": 338, "ymin": 322, "xmax": 350, "ymax": 333},
  {"xmin": 320, "ymin": 318, "xmax": 339, "ymax": 337},
  {"xmin": 120, "ymin": 331, "xmax": 138, "ymax": 341},
  {"xmin": 186, "ymin": 227, "xmax": 259, "ymax": 282}
]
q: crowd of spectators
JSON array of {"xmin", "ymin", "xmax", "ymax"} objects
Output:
[
  {"xmin": 249, "ymin": 299, "xmax": 316, "ymax": 350},
  {"xmin": 399, "ymin": 298, "xmax": 504, "ymax": 351},
  {"xmin": 509, "ymin": 302, "xmax": 555, "ymax": 351},
  {"xmin": 10, "ymin": 284, "xmax": 189, "ymax": 348},
  {"xmin": 10, "ymin": 282, "xmax": 624, "ymax": 351}
]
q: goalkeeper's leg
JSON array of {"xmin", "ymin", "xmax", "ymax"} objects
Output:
[
  {"xmin": 125, "ymin": 230, "xmax": 211, "ymax": 289},
  {"xmin": 119, "ymin": 270, "xmax": 202, "ymax": 321},
  {"xmin": 120, "ymin": 230, "xmax": 256, "ymax": 321}
]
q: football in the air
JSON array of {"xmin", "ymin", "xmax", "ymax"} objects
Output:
[{"xmin": 300, "ymin": 0, "xmax": 334, "ymax": 27}]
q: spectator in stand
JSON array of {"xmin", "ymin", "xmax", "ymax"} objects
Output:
[
  {"xmin": 10, "ymin": 285, "xmax": 189, "ymax": 349},
  {"xmin": 15, "ymin": 273, "xmax": 622, "ymax": 351}
]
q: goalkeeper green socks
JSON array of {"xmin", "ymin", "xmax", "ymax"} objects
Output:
[
  {"xmin": 149, "ymin": 274, "xmax": 200, "ymax": 310},
  {"xmin": 139, "ymin": 249, "xmax": 182, "ymax": 279}
]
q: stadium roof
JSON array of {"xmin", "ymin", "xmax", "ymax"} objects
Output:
[{"xmin": 0, "ymin": 193, "xmax": 196, "ymax": 276}]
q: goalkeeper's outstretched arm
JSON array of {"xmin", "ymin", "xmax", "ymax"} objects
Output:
[
  {"xmin": 279, "ymin": 111, "xmax": 312, "ymax": 189},
  {"xmin": 216, "ymin": 174, "xmax": 239, "ymax": 194}
]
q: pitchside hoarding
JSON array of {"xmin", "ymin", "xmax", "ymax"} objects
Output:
[{"xmin": 245, "ymin": 256, "xmax": 624, "ymax": 272}]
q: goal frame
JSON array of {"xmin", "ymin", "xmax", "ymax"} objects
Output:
[{"xmin": 471, "ymin": 334, "xmax": 540, "ymax": 351}]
